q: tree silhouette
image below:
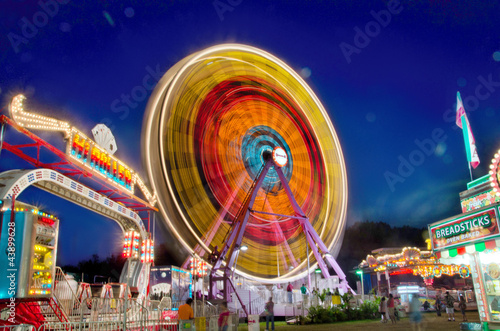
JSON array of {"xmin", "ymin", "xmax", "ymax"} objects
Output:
[{"xmin": 336, "ymin": 221, "xmax": 427, "ymax": 286}]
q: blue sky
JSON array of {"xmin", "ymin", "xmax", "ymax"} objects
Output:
[{"xmin": 1, "ymin": 0, "xmax": 500, "ymax": 265}]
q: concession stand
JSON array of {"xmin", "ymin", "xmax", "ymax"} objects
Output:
[{"xmin": 429, "ymin": 172, "xmax": 500, "ymax": 330}]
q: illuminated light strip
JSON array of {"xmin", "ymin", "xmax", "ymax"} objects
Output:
[
  {"xmin": 9, "ymin": 95, "xmax": 71, "ymax": 136},
  {"xmin": 8, "ymin": 94, "xmax": 157, "ymax": 206},
  {"xmin": 134, "ymin": 174, "xmax": 157, "ymax": 206},
  {"xmin": 489, "ymin": 150, "xmax": 500, "ymax": 197}
]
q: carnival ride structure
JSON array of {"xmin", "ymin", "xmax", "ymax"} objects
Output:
[
  {"xmin": 0, "ymin": 96, "xmax": 158, "ymax": 326},
  {"xmin": 142, "ymin": 44, "xmax": 352, "ymax": 311}
]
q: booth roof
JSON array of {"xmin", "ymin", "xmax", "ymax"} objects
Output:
[{"xmin": 436, "ymin": 238, "xmax": 500, "ymax": 258}]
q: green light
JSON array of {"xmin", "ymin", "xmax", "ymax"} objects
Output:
[
  {"xmin": 356, "ymin": 270, "xmax": 363, "ymax": 275},
  {"xmin": 315, "ymin": 268, "xmax": 321, "ymax": 274}
]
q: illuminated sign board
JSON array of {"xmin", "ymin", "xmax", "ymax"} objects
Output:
[
  {"xmin": 461, "ymin": 189, "xmax": 500, "ymax": 213},
  {"xmin": 429, "ymin": 207, "xmax": 500, "ymax": 251},
  {"xmin": 272, "ymin": 147, "xmax": 288, "ymax": 167},
  {"xmin": 68, "ymin": 130, "xmax": 133, "ymax": 192},
  {"xmin": 8, "ymin": 94, "xmax": 157, "ymax": 206}
]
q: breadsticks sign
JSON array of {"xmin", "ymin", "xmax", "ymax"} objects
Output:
[{"xmin": 429, "ymin": 207, "xmax": 500, "ymax": 250}]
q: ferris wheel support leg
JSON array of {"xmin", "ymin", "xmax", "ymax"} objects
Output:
[
  {"xmin": 209, "ymin": 160, "xmax": 274, "ymax": 309},
  {"xmin": 273, "ymin": 166, "xmax": 354, "ymax": 294},
  {"xmin": 299, "ymin": 220, "xmax": 354, "ymax": 294}
]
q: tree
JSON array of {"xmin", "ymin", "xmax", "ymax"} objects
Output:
[{"xmin": 336, "ymin": 221, "xmax": 426, "ymax": 286}]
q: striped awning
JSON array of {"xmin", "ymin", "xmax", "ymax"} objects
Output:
[{"xmin": 436, "ymin": 238, "xmax": 500, "ymax": 258}]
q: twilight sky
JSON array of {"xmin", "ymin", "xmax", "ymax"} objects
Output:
[{"xmin": 1, "ymin": 0, "xmax": 500, "ymax": 265}]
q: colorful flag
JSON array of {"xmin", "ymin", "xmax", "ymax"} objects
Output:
[{"xmin": 456, "ymin": 91, "xmax": 480, "ymax": 169}]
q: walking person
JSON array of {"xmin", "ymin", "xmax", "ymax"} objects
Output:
[
  {"xmin": 410, "ymin": 295, "xmax": 422, "ymax": 331},
  {"xmin": 218, "ymin": 302, "xmax": 230, "ymax": 331},
  {"xmin": 379, "ymin": 297, "xmax": 387, "ymax": 323},
  {"xmin": 286, "ymin": 282, "xmax": 293, "ymax": 304},
  {"xmin": 300, "ymin": 283, "xmax": 309, "ymax": 307},
  {"xmin": 264, "ymin": 297, "xmax": 275, "ymax": 331},
  {"xmin": 387, "ymin": 294, "xmax": 396, "ymax": 324},
  {"xmin": 459, "ymin": 296, "xmax": 468, "ymax": 322},
  {"xmin": 445, "ymin": 291, "xmax": 456, "ymax": 321},
  {"xmin": 178, "ymin": 298, "xmax": 194, "ymax": 330},
  {"xmin": 435, "ymin": 296, "xmax": 442, "ymax": 317}
]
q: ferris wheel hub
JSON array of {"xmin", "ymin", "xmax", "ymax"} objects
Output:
[
  {"xmin": 262, "ymin": 149, "xmax": 273, "ymax": 162},
  {"xmin": 272, "ymin": 147, "xmax": 288, "ymax": 167}
]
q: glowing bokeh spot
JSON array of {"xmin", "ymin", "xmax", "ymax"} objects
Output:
[{"xmin": 493, "ymin": 51, "xmax": 500, "ymax": 62}]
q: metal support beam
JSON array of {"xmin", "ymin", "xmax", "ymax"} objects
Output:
[
  {"xmin": 208, "ymin": 157, "xmax": 354, "ymax": 313},
  {"xmin": 0, "ymin": 115, "xmax": 157, "ymax": 212},
  {"xmin": 274, "ymin": 165, "xmax": 352, "ymax": 293}
]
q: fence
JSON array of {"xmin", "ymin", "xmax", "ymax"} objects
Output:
[
  {"xmin": 36, "ymin": 320, "xmax": 178, "ymax": 330},
  {"xmin": 0, "ymin": 326, "xmax": 36, "ymax": 331},
  {"xmin": 33, "ymin": 312, "xmax": 239, "ymax": 331},
  {"xmin": 26, "ymin": 297, "xmax": 237, "ymax": 331},
  {"xmin": 53, "ymin": 267, "xmax": 80, "ymax": 319}
]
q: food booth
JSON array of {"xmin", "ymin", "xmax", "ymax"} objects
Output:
[{"xmin": 429, "ymin": 172, "xmax": 500, "ymax": 330}]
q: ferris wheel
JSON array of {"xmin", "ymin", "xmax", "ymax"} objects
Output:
[{"xmin": 142, "ymin": 44, "xmax": 348, "ymax": 283}]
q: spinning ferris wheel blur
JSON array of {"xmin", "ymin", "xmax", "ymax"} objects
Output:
[{"xmin": 142, "ymin": 44, "xmax": 348, "ymax": 282}]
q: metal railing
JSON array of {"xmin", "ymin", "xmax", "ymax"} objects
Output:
[
  {"xmin": 34, "ymin": 303, "xmax": 238, "ymax": 331},
  {"xmin": 36, "ymin": 319, "xmax": 178, "ymax": 330},
  {"xmin": 9, "ymin": 300, "xmax": 241, "ymax": 331},
  {"xmin": 52, "ymin": 267, "xmax": 80, "ymax": 321},
  {"xmin": 0, "ymin": 326, "xmax": 36, "ymax": 331},
  {"xmin": 34, "ymin": 297, "xmax": 165, "ymax": 329},
  {"xmin": 246, "ymin": 294, "xmax": 265, "ymax": 317}
]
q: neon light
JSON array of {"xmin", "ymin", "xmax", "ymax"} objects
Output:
[
  {"xmin": 141, "ymin": 238, "xmax": 154, "ymax": 263},
  {"xmin": 69, "ymin": 130, "xmax": 133, "ymax": 192},
  {"xmin": 123, "ymin": 231, "xmax": 140, "ymax": 258},
  {"xmin": 38, "ymin": 217, "xmax": 55, "ymax": 226},
  {"xmin": 390, "ymin": 268, "xmax": 413, "ymax": 276}
]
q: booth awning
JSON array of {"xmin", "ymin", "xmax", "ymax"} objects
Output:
[{"xmin": 436, "ymin": 238, "xmax": 500, "ymax": 258}]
